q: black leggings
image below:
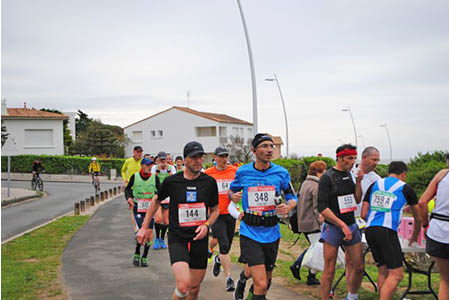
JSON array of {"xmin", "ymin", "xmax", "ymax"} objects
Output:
[{"xmin": 211, "ymin": 214, "xmax": 236, "ymax": 255}]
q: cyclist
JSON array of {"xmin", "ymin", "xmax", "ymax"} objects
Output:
[
  {"xmin": 125, "ymin": 157, "xmax": 160, "ymax": 267},
  {"xmin": 137, "ymin": 141, "xmax": 219, "ymax": 299},
  {"xmin": 88, "ymin": 157, "xmax": 101, "ymax": 189},
  {"xmin": 205, "ymin": 147, "xmax": 238, "ymax": 291},
  {"xmin": 229, "ymin": 133, "xmax": 298, "ymax": 300},
  {"xmin": 151, "ymin": 151, "xmax": 177, "ymax": 249},
  {"xmin": 32, "ymin": 158, "xmax": 45, "ymax": 179}
]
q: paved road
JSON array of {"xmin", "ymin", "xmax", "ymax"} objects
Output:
[
  {"xmin": 62, "ymin": 197, "xmax": 313, "ymax": 300},
  {"xmin": 1, "ymin": 180, "xmax": 121, "ymax": 241}
]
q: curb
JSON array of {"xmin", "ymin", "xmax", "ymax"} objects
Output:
[{"xmin": 1, "ymin": 192, "xmax": 43, "ymax": 207}]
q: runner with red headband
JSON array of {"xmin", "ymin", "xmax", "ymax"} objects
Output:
[{"xmin": 317, "ymin": 144, "xmax": 364, "ymax": 300}]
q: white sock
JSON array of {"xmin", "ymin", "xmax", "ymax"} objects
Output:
[
  {"xmin": 347, "ymin": 292, "xmax": 358, "ymax": 300},
  {"xmin": 226, "ymin": 276, "xmax": 232, "ymax": 280}
]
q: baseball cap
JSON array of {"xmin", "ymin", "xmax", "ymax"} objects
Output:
[
  {"xmin": 133, "ymin": 145, "xmax": 143, "ymax": 152},
  {"xmin": 157, "ymin": 151, "xmax": 167, "ymax": 159},
  {"xmin": 141, "ymin": 158, "xmax": 154, "ymax": 165},
  {"xmin": 183, "ymin": 141, "xmax": 206, "ymax": 158},
  {"xmin": 251, "ymin": 133, "xmax": 274, "ymax": 148},
  {"xmin": 214, "ymin": 147, "xmax": 229, "ymax": 156}
]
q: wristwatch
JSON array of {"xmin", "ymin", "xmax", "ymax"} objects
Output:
[{"xmin": 204, "ymin": 221, "xmax": 210, "ymax": 228}]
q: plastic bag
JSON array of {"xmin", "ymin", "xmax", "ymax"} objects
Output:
[{"xmin": 301, "ymin": 242, "xmax": 346, "ymax": 272}]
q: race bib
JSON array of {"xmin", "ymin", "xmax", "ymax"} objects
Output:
[
  {"xmin": 355, "ymin": 216, "xmax": 366, "ymax": 229},
  {"xmin": 178, "ymin": 203, "xmax": 207, "ymax": 227},
  {"xmin": 217, "ymin": 179, "xmax": 232, "ymax": 195},
  {"xmin": 137, "ymin": 198, "xmax": 151, "ymax": 213},
  {"xmin": 248, "ymin": 186, "xmax": 276, "ymax": 211},
  {"xmin": 371, "ymin": 191, "xmax": 396, "ymax": 212},
  {"xmin": 337, "ymin": 194, "xmax": 357, "ymax": 214}
]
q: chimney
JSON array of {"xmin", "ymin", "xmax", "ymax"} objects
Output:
[
  {"xmin": 1, "ymin": 99, "xmax": 7, "ymax": 115},
  {"xmin": 24, "ymin": 102, "xmax": 27, "ymax": 109}
]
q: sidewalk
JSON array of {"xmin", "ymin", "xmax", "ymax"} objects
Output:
[
  {"xmin": 1, "ymin": 172, "xmax": 122, "ymax": 184},
  {"xmin": 61, "ymin": 196, "xmax": 314, "ymax": 300},
  {"xmin": 1, "ymin": 187, "xmax": 41, "ymax": 206}
]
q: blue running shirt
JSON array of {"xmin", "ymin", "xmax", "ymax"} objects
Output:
[{"xmin": 229, "ymin": 162, "xmax": 297, "ymax": 243}]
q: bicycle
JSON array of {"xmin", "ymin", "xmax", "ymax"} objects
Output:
[
  {"xmin": 31, "ymin": 172, "xmax": 44, "ymax": 191},
  {"xmin": 91, "ymin": 173, "xmax": 100, "ymax": 193}
]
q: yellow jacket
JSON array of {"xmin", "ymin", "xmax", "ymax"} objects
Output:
[
  {"xmin": 89, "ymin": 162, "xmax": 101, "ymax": 173},
  {"xmin": 121, "ymin": 157, "xmax": 142, "ymax": 182}
]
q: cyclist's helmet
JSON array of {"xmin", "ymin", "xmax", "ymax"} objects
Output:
[{"xmin": 92, "ymin": 157, "xmax": 97, "ymax": 161}]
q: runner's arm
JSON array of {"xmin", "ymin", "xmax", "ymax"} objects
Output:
[
  {"xmin": 124, "ymin": 174, "xmax": 135, "ymax": 200},
  {"xmin": 403, "ymin": 184, "xmax": 421, "ymax": 244},
  {"xmin": 361, "ymin": 183, "xmax": 375, "ymax": 220},
  {"xmin": 121, "ymin": 161, "xmax": 128, "ymax": 185},
  {"xmin": 194, "ymin": 204, "xmax": 219, "ymax": 241},
  {"xmin": 354, "ymin": 169, "xmax": 364, "ymax": 203},
  {"xmin": 136, "ymin": 194, "xmax": 160, "ymax": 245},
  {"xmin": 418, "ymin": 170, "xmax": 445, "ymax": 228}
]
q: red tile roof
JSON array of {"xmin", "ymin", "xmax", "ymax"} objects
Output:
[
  {"xmin": 2, "ymin": 108, "xmax": 68, "ymax": 120},
  {"xmin": 124, "ymin": 106, "xmax": 252, "ymax": 129}
]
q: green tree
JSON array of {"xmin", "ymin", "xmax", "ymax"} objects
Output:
[
  {"xmin": 75, "ymin": 110, "xmax": 92, "ymax": 138},
  {"xmin": 1, "ymin": 120, "xmax": 9, "ymax": 147}
]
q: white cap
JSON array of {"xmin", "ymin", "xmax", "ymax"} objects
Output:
[{"xmin": 92, "ymin": 157, "xmax": 97, "ymax": 161}]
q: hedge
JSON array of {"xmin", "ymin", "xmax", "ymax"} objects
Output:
[{"xmin": 1, "ymin": 155, "xmax": 126, "ymax": 176}]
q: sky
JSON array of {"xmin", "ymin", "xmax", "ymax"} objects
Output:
[{"xmin": 2, "ymin": 0, "xmax": 449, "ymax": 161}]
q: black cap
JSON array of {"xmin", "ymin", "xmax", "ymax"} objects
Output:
[
  {"xmin": 214, "ymin": 147, "xmax": 229, "ymax": 156},
  {"xmin": 251, "ymin": 133, "xmax": 273, "ymax": 148},
  {"xmin": 157, "ymin": 151, "xmax": 167, "ymax": 159},
  {"xmin": 133, "ymin": 145, "xmax": 143, "ymax": 151},
  {"xmin": 183, "ymin": 141, "xmax": 206, "ymax": 158}
]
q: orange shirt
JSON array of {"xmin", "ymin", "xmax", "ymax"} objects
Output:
[{"xmin": 205, "ymin": 165, "xmax": 238, "ymax": 215}]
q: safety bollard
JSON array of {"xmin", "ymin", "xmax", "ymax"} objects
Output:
[
  {"xmin": 80, "ymin": 200, "xmax": 85, "ymax": 212},
  {"xmin": 113, "ymin": 187, "xmax": 116, "ymax": 195},
  {"xmin": 95, "ymin": 194, "xmax": 99, "ymax": 204},
  {"xmin": 100, "ymin": 191, "xmax": 104, "ymax": 202},
  {"xmin": 74, "ymin": 203, "xmax": 80, "ymax": 215},
  {"xmin": 104, "ymin": 190, "xmax": 108, "ymax": 200},
  {"xmin": 109, "ymin": 189, "xmax": 113, "ymax": 198}
]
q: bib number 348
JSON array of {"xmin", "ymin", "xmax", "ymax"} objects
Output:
[
  {"xmin": 178, "ymin": 203, "xmax": 206, "ymax": 227},
  {"xmin": 248, "ymin": 186, "xmax": 276, "ymax": 211}
]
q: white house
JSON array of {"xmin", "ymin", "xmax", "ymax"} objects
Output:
[
  {"xmin": 1, "ymin": 100, "xmax": 68, "ymax": 155},
  {"xmin": 123, "ymin": 106, "xmax": 254, "ymax": 158}
]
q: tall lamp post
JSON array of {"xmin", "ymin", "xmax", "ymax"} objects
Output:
[
  {"xmin": 236, "ymin": 0, "xmax": 258, "ymax": 134},
  {"xmin": 265, "ymin": 74, "xmax": 289, "ymax": 157},
  {"xmin": 342, "ymin": 107, "xmax": 358, "ymax": 149},
  {"xmin": 380, "ymin": 123, "xmax": 393, "ymax": 162}
]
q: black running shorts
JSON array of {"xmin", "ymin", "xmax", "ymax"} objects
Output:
[
  {"xmin": 365, "ymin": 226, "xmax": 403, "ymax": 269},
  {"xmin": 426, "ymin": 235, "xmax": 449, "ymax": 259},
  {"xmin": 168, "ymin": 233, "xmax": 208, "ymax": 269},
  {"xmin": 240, "ymin": 235, "xmax": 279, "ymax": 271},
  {"xmin": 211, "ymin": 214, "xmax": 236, "ymax": 255}
]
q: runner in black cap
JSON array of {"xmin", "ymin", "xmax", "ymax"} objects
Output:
[{"xmin": 137, "ymin": 141, "xmax": 219, "ymax": 299}]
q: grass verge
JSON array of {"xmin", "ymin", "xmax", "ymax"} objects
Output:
[{"xmin": 2, "ymin": 215, "xmax": 90, "ymax": 300}]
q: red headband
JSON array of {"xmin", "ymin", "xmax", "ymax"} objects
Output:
[{"xmin": 336, "ymin": 149, "xmax": 357, "ymax": 158}]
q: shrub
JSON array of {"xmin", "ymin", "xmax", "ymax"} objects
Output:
[{"xmin": 1, "ymin": 155, "xmax": 125, "ymax": 177}]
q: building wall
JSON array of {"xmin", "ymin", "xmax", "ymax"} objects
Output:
[
  {"xmin": 123, "ymin": 108, "xmax": 253, "ymax": 158},
  {"xmin": 3, "ymin": 119, "xmax": 65, "ymax": 155},
  {"xmin": 63, "ymin": 111, "xmax": 77, "ymax": 140}
]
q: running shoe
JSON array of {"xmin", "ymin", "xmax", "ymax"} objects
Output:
[
  {"xmin": 213, "ymin": 255, "xmax": 221, "ymax": 277},
  {"xmin": 226, "ymin": 277, "xmax": 235, "ymax": 292},
  {"xmin": 159, "ymin": 239, "xmax": 167, "ymax": 249},
  {"xmin": 153, "ymin": 238, "xmax": 160, "ymax": 250},
  {"xmin": 289, "ymin": 263, "xmax": 301, "ymax": 280},
  {"xmin": 234, "ymin": 278, "xmax": 246, "ymax": 300},
  {"xmin": 133, "ymin": 254, "xmax": 140, "ymax": 266},
  {"xmin": 141, "ymin": 257, "xmax": 148, "ymax": 267}
]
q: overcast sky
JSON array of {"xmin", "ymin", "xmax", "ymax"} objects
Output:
[{"xmin": 2, "ymin": 0, "xmax": 448, "ymax": 160}]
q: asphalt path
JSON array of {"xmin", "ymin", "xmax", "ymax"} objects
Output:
[
  {"xmin": 1, "ymin": 180, "xmax": 121, "ymax": 241},
  {"xmin": 62, "ymin": 196, "xmax": 312, "ymax": 300}
]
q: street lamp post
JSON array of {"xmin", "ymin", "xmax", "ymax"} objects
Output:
[
  {"xmin": 342, "ymin": 107, "xmax": 358, "ymax": 149},
  {"xmin": 380, "ymin": 123, "xmax": 393, "ymax": 162},
  {"xmin": 236, "ymin": 0, "xmax": 258, "ymax": 134},
  {"xmin": 265, "ymin": 74, "xmax": 289, "ymax": 158}
]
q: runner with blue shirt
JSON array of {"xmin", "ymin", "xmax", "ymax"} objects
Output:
[
  {"xmin": 228, "ymin": 133, "xmax": 297, "ymax": 300},
  {"xmin": 362, "ymin": 161, "xmax": 421, "ymax": 300}
]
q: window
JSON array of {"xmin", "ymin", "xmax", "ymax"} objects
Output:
[
  {"xmin": 151, "ymin": 130, "xmax": 156, "ymax": 138},
  {"xmin": 219, "ymin": 126, "xmax": 227, "ymax": 137},
  {"xmin": 196, "ymin": 126, "xmax": 217, "ymax": 137},
  {"xmin": 158, "ymin": 130, "xmax": 163, "ymax": 137},
  {"xmin": 132, "ymin": 131, "xmax": 143, "ymax": 142},
  {"xmin": 247, "ymin": 128, "xmax": 252, "ymax": 137},
  {"xmin": 240, "ymin": 128, "xmax": 243, "ymax": 137},
  {"xmin": 24, "ymin": 129, "xmax": 53, "ymax": 147},
  {"xmin": 232, "ymin": 127, "xmax": 239, "ymax": 136}
]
